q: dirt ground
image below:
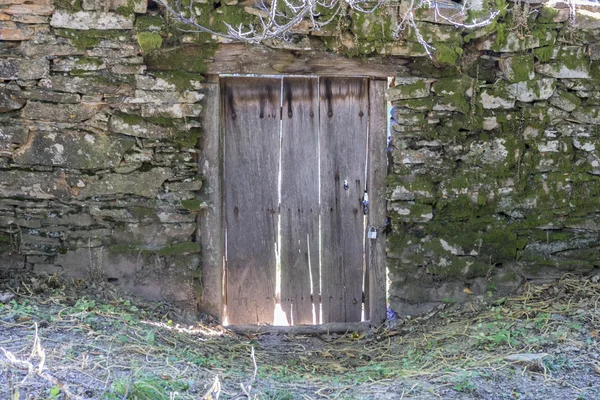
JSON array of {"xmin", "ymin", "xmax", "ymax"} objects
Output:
[{"xmin": 0, "ymin": 270, "xmax": 599, "ymax": 400}]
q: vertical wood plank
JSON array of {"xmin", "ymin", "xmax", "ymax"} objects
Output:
[
  {"xmin": 280, "ymin": 77, "xmax": 320, "ymax": 325},
  {"xmin": 198, "ymin": 75, "xmax": 224, "ymax": 321},
  {"xmin": 319, "ymin": 77, "xmax": 369, "ymax": 323},
  {"xmin": 367, "ymin": 79, "xmax": 388, "ymax": 327},
  {"xmin": 223, "ymin": 77, "xmax": 280, "ymax": 325}
]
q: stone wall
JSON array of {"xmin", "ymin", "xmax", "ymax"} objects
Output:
[
  {"xmin": 0, "ymin": 0, "xmax": 205, "ymax": 309},
  {"xmin": 1, "ymin": 0, "xmax": 600, "ymax": 318},
  {"xmin": 384, "ymin": 5, "xmax": 600, "ymax": 316}
]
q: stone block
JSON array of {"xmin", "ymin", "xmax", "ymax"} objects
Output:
[
  {"xmin": 389, "ymin": 184, "xmax": 435, "ymax": 202},
  {"xmin": 87, "ymin": 42, "xmax": 140, "ymax": 58},
  {"xmin": 128, "ymin": 90, "xmax": 204, "ymax": 104},
  {"xmin": 14, "ymin": 130, "xmax": 135, "ymax": 169},
  {"xmin": 548, "ymin": 89, "xmax": 581, "ymax": 112},
  {"xmin": 478, "ymin": 30, "xmax": 555, "ymax": 52},
  {"xmin": 110, "ymin": 0, "xmax": 147, "ymax": 13},
  {"xmin": 16, "ymin": 89, "xmax": 81, "ymax": 104},
  {"xmin": 0, "ymin": 86, "xmax": 25, "ymax": 112},
  {"xmin": 111, "ymin": 222, "xmax": 196, "ymax": 247},
  {"xmin": 38, "ymin": 75, "xmax": 133, "ymax": 96},
  {"xmin": 141, "ymin": 104, "xmax": 203, "ymax": 118},
  {"xmin": 21, "ymin": 101, "xmax": 97, "ymax": 122},
  {"xmin": 0, "ymin": 255, "xmax": 25, "ymax": 270},
  {"xmin": 507, "ymin": 78, "xmax": 556, "ymax": 102},
  {"xmin": 2, "ymin": 4, "xmax": 54, "ymax": 15},
  {"xmin": 82, "ymin": 0, "xmax": 106, "ymax": 10},
  {"xmin": 20, "ymin": 234, "xmax": 61, "ymax": 254},
  {"xmin": 404, "ymin": 22, "xmax": 463, "ymax": 43},
  {"xmin": 103, "ymin": 247, "xmax": 196, "ymax": 303},
  {"xmin": 156, "ymin": 211, "xmax": 198, "ymax": 223},
  {"xmin": 110, "ymin": 64, "xmax": 145, "ymax": 75},
  {"xmin": 164, "ymin": 178, "xmax": 203, "ymax": 192},
  {"xmin": 46, "ymin": 214, "xmax": 95, "ymax": 227},
  {"xmin": 11, "ymin": 15, "xmax": 49, "ymax": 24},
  {"xmin": 0, "ymin": 122, "xmax": 28, "ymax": 147},
  {"xmin": 33, "ymin": 264, "xmax": 64, "ymax": 275},
  {"xmin": 0, "ymin": 58, "xmax": 48, "ymax": 80},
  {"xmin": 50, "ymin": 10, "xmax": 134, "ymax": 30},
  {"xmin": 53, "ymin": 248, "xmax": 93, "ymax": 279},
  {"xmin": 390, "ymin": 202, "xmax": 433, "ymax": 222},
  {"xmin": 479, "ymin": 87, "xmax": 515, "ymax": 109},
  {"xmin": 135, "ymin": 75, "xmax": 177, "ymax": 91},
  {"xmin": 536, "ymin": 48, "xmax": 591, "ymax": 79},
  {"xmin": 51, "ymin": 57, "xmax": 106, "ymax": 72},
  {"xmin": 108, "ymin": 114, "xmax": 178, "ymax": 139},
  {"xmin": 576, "ymin": 9, "xmax": 600, "ymax": 30},
  {"xmin": 499, "ymin": 54, "xmax": 535, "ymax": 83},
  {"xmin": 536, "ymin": 62, "xmax": 590, "ymax": 79},
  {"xmin": 413, "ymin": 5, "xmax": 466, "ymax": 25},
  {"xmin": 0, "ymin": 216, "xmax": 41, "ymax": 229},
  {"xmin": 165, "ymin": 253, "xmax": 200, "ymax": 272},
  {"xmin": 20, "ymin": 41, "xmax": 83, "ymax": 57},
  {"xmin": 77, "ymin": 168, "xmax": 173, "ymax": 198},
  {"xmin": 386, "ymin": 78, "xmax": 432, "ymax": 101},
  {"xmin": 572, "ymin": 107, "xmax": 600, "ymax": 125},
  {"xmin": 0, "ymin": 22, "xmax": 32, "ymax": 40},
  {"xmin": 0, "ymin": 170, "xmax": 72, "ymax": 199},
  {"xmin": 590, "ymin": 44, "xmax": 600, "ymax": 61}
]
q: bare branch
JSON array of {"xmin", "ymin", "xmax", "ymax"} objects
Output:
[{"xmin": 155, "ymin": 0, "xmax": 501, "ymax": 58}]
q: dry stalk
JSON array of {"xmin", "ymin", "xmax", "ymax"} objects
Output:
[
  {"xmin": 201, "ymin": 375, "xmax": 222, "ymax": 399},
  {"xmin": 240, "ymin": 346, "xmax": 258, "ymax": 398},
  {"xmin": 0, "ymin": 323, "xmax": 84, "ymax": 400}
]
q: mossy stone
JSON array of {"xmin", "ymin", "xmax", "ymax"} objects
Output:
[
  {"xmin": 137, "ymin": 32, "xmax": 163, "ymax": 53},
  {"xmin": 157, "ymin": 242, "xmax": 201, "ymax": 256},
  {"xmin": 145, "ymin": 45, "xmax": 217, "ymax": 73}
]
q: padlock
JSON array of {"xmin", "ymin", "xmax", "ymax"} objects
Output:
[{"xmin": 368, "ymin": 228, "xmax": 377, "ymax": 239}]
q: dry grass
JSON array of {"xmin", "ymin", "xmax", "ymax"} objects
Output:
[{"xmin": 0, "ymin": 271, "xmax": 599, "ymax": 399}]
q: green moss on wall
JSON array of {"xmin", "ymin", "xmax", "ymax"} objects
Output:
[
  {"xmin": 157, "ymin": 242, "xmax": 201, "ymax": 256},
  {"xmin": 507, "ymin": 55, "xmax": 534, "ymax": 82},
  {"xmin": 181, "ymin": 199, "xmax": 204, "ymax": 210},
  {"xmin": 182, "ymin": 3, "xmax": 257, "ymax": 43},
  {"xmin": 137, "ymin": 32, "xmax": 163, "ymax": 53},
  {"xmin": 173, "ymin": 128, "xmax": 203, "ymax": 148},
  {"xmin": 154, "ymin": 71, "xmax": 205, "ymax": 91},
  {"xmin": 116, "ymin": 0, "xmax": 137, "ymax": 16},
  {"xmin": 114, "ymin": 112, "xmax": 177, "ymax": 128},
  {"xmin": 55, "ymin": 29, "xmax": 130, "ymax": 50},
  {"xmin": 74, "ymin": 57, "xmax": 104, "ymax": 67},
  {"xmin": 135, "ymin": 15, "xmax": 164, "ymax": 31},
  {"xmin": 434, "ymin": 42, "xmax": 463, "ymax": 65},
  {"xmin": 54, "ymin": 0, "xmax": 82, "ymax": 11},
  {"xmin": 534, "ymin": 46, "xmax": 553, "ymax": 62},
  {"xmin": 145, "ymin": 45, "xmax": 218, "ymax": 73},
  {"xmin": 537, "ymin": 6, "xmax": 559, "ymax": 24},
  {"xmin": 131, "ymin": 207, "xmax": 158, "ymax": 220}
]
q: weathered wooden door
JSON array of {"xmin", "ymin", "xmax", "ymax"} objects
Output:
[{"xmin": 222, "ymin": 76, "xmax": 385, "ymax": 325}]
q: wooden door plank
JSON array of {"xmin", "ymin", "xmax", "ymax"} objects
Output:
[
  {"xmin": 367, "ymin": 79, "xmax": 388, "ymax": 327},
  {"xmin": 319, "ymin": 77, "xmax": 369, "ymax": 323},
  {"xmin": 223, "ymin": 77, "xmax": 280, "ymax": 325},
  {"xmin": 280, "ymin": 77, "xmax": 320, "ymax": 325},
  {"xmin": 198, "ymin": 75, "xmax": 224, "ymax": 321}
]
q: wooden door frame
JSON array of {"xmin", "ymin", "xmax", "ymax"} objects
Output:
[{"xmin": 198, "ymin": 72, "xmax": 388, "ymax": 327}]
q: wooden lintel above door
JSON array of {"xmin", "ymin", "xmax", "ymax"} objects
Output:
[{"xmin": 206, "ymin": 43, "xmax": 411, "ymax": 78}]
